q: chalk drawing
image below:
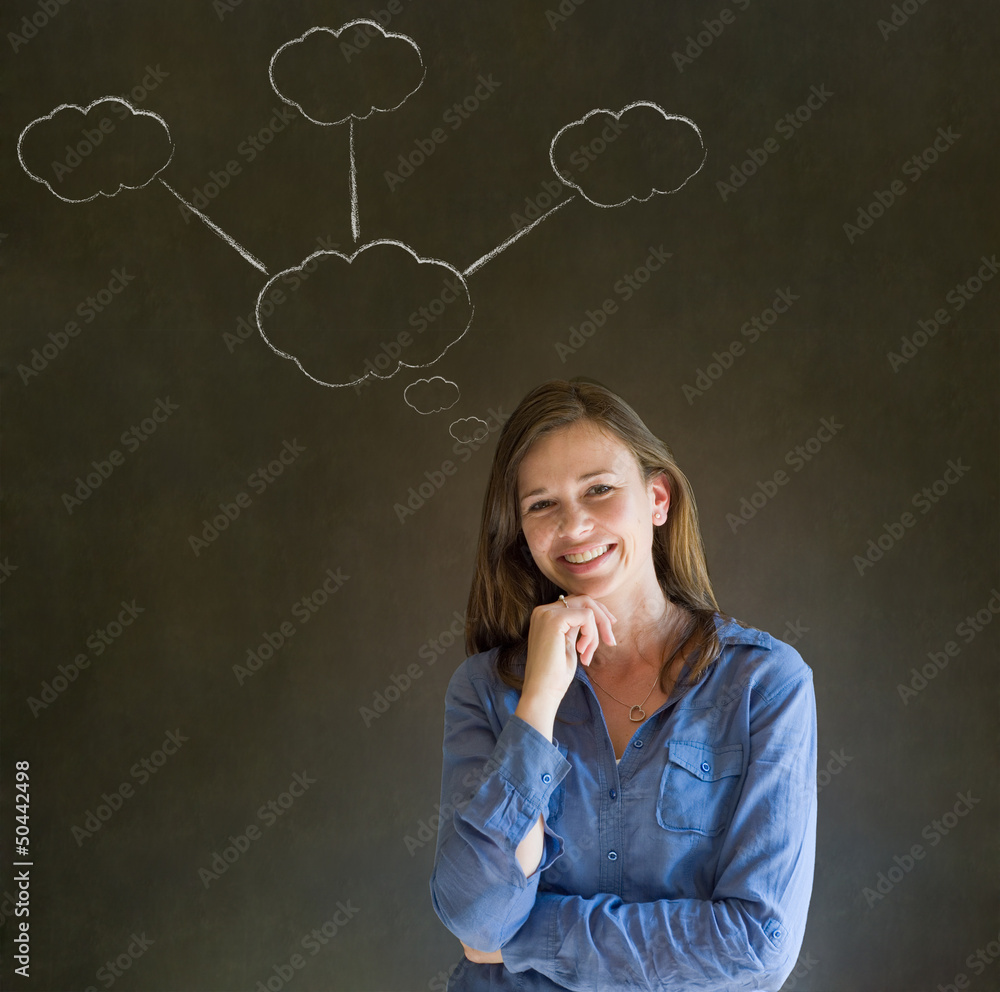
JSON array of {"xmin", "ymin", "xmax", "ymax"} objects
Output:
[
  {"xmin": 549, "ymin": 101, "xmax": 707, "ymax": 208},
  {"xmin": 18, "ymin": 97, "xmax": 174, "ymax": 204},
  {"xmin": 449, "ymin": 418, "xmax": 489, "ymax": 443},
  {"xmin": 405, "ymin": 377, "xmax": 461, "ymax": 415},
  {"xmin": 159, "ymin": 179, "xmax": 269, "ymax": 275},
  {"xmin": 269, "ymin": 20, "xmax": 426, "ymax": 245},
  {"xmin": 463, "ymin": 197, "xmax": 576, "ymax": 277},
  {"xmin": 255, "ymin": 240, "xmax": 472, "ymax": 389},
  {"xmin": 16, "ymin": 33, "xmax": 706, "ymax": 396}
]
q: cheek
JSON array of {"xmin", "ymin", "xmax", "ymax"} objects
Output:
[{"xmin": 528, "ymin": 521, "xmax": 554, "ymax": 551}]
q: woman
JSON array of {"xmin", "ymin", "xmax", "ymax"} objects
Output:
[{"xmin": 429, "ymin": 377, "xmax": 817, "ymax": 991}]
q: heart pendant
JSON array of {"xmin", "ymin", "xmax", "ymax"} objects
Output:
[{"xmin": 629, "ymin": 705, "xmax": 645, "ymax": 722}]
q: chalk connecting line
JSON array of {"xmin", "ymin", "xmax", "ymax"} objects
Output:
[
  {"xmin": 159, "ymin": 178, "xmax": 269, "ymax": 275},
  {"xmin": 349, "ymin": 118, "xmax": 360, "ymax": 244},
  {"xmin": 463, "ymin": 197, "xmax": 576, "ymax": 277}
]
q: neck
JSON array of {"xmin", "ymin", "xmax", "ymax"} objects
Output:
[{"xmin": 590, "ymin": 587, "xmax": 689, "ymax": 675}]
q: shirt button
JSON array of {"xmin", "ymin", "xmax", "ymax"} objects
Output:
[
  {"xmin": 609, "ymin": 789, "xmax": 617, "ymax": 800},
  {"xmin": 541, "ymin": 773, "xmax": 552, "ymax": 784},
  {"xmin": 607, "ymin": 851, "xmax": 618, "ymax": 860},
  {"xmin": 633, "ymin": 739, "xmax": 643, "ymax": 748},
  {"xmin": 773, "ymin": 930, "xmax": 782, "ymax": 939},
  {"xmin": 701, "ymin": 761, "xmax": 711, "ymax": 772}
]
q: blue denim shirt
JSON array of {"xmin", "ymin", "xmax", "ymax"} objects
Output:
[{"xmin": 429, "ymin": 613, "xmax": 817, "ymax": 991}]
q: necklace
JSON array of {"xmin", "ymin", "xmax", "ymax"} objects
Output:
[{"xmin": 585, "ymin": 668, "xmax": 660, "ymax": 722}]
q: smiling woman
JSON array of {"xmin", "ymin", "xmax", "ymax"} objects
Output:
[{"xmin": 429, "ymin": 377, "xmax": 818, "ymax": 992}]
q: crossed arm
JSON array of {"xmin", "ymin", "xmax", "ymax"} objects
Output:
[{"xmin": 430, "ymin": 664, "xmax": 817, "ymax": 990}]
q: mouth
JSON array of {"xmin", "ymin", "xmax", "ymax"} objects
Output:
[{"xmin": 560, "ymin": 543, "xmax": 616, "ymax": 566}]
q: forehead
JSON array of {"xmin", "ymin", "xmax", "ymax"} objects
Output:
[{"xmin": 518, "ymin": 420, "xmax": 636, "ymax": 487}]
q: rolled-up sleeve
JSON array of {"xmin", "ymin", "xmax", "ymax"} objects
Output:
[
  {"xmin": 429, "ymin": 662, "xmax": 573, "ymax": 952},
  {"xmin": 500, "ymin": 663, "xmax": 818, "ymax": 991}
]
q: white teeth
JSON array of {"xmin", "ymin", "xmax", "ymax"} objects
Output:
[{"xmin": 564, "ymin": 545, "xmax": 610, "ymax": 564}]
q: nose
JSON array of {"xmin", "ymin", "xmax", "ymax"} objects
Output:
[{"xmin": 555, "ymin": 499, "xmax": 593, "ymax": 538}]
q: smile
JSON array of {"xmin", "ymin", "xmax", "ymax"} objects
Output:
[{"xmin": 562, "ymin": 544, "xmax": 613, "ymax": 564}]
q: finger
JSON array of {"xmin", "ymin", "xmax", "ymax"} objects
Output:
[
  {"xmin": 585, "ymin": 614, "xmax": 601, "ymax": 665},
  {"xmin": 562, "ymin": 594, "xmax": 616, "ymax": 627},
  {"xmin": 562, "ymin": 596, "xmax": 617, "ymax": 647},
  {"xmin": 570, "ymin": 618, "xmax": 594, "ymax": 667},
  {"xmin": 595, "ymin": 608, "xmax": 617, "ymax": 647}
]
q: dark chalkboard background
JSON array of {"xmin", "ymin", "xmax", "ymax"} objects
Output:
[{"xmin": 2, "ymin": 2, "xmax": 998, "ymax": 990}]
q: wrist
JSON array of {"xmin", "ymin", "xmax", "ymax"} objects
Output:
[{"xmin": 514, "ymin": 693, "xmax": 559, "ymax": 741}]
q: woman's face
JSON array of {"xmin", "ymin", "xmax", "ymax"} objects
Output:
[{"xmin": 516, "ymin": 419, "xmax": 669, "ymax": 598}]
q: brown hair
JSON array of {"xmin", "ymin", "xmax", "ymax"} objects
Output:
[{"xmin": 465, "ymin": 376, "xmax": 748, "ymax": 694}]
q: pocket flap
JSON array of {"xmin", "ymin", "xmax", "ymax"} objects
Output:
[{"xmin": 668, "ymin": 741, "xmax": 743, "ymax": 782}]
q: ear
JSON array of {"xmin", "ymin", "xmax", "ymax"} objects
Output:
[
  {"xmin": 650, "ymin": 472, "xmax": 671, "ymax": 523},
  {"xmin": 519, "ymin": 540, "xmax": 534, "ymax": 564}
]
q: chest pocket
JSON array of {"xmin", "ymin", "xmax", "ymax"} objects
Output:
[
  {"xmin": 545, "ymin": 742, "xmax": 570, "ymax": 824},
  {"xmin": 656, "ymin": 741, "xmax": 744, "ymax": 836}
]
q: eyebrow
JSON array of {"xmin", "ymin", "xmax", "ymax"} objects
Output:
[{"xmin": 519, "ymin": 469, "xmax": 616, "ymax": 502}]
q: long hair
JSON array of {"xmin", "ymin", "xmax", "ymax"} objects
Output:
[{"xmin": 465, "ymin": 376, "xmax": 747, "ymax": 694}]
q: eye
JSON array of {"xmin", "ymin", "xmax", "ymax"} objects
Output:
[
  {"xmin": 525, "ymin": 499, "xmax": 552, "ymax": 513},
  {"xmin": 589, "ymin": 484, "xmax": 614, "ymax": 496}
]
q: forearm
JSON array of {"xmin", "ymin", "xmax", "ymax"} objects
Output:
[
  {"xmin": 514, "ymin": 691, "xmax": 557, "ymax": 743},
  {"xmin": 514, "ymin": 812, "xmax": 545, "ymax": 878},
  {"xmin": 502, "ymin": 891, "xmax": 805, "ymax": 992},
  {"xmin": 431, "ymin": 710, "xmax": 571, "ymax": 951},
  {"xmin": 509, "ymin": 692, "xmax": 558, "ymax": 880}
]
